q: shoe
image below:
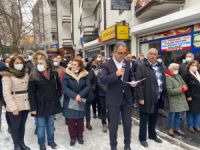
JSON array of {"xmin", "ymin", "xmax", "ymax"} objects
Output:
[
  {"xmin": 93, "ymin": 113, "xmax": 97, "ymax": 119},
  {"xmin": 14, "ymin": 145, "xmax": 21, "ymax": 150},
  {"xmin": 140, "ymin": 141, "xmax": 148, "ymax": 147},
  {"xmin": 194, "ymin": 128, "xmax": 200, "ymax": 132},
  {"xmin": 168, "ymin": 129, "xmax": 175, "ymax": 137},
  {"xmin": 20, "ymin": 142, "xmax": 31, "ymax": 150},
  {"xmin": 187, "ymin": 127, "xmax": 195, "ymax": 133},
  {"xmin": 124, "ymin": 145, "xmax": 131, "ymax": 150},
  {"xmin": 78, "ymin": 138, "xmax": 84, "ymax": 144},
  {"xmin": 149, "ymin": 137, "xmax": 163, "ymax": 143},
  {"xmin": 39, "ymin": 145, "xmax": 46, "ymax": 150},
  {"xmin": 48, "ymin": 142, "xmax": 58, "ymax": 149},
  {"xmin": 102, "ymin": 124, "xmax": 108, "ymax": 133},
  {"xmin": 174, "ymin": 130, "xmax": 185, "ymax": 136},
  {"xmin": 86, "ymin": 121, "xmax": 93, "ymax": 130},
  {"xmin": 34, "ymin": 127, "xmax": 37, "ymax": 135},
  {"xmin": 70, "ymin": 139, "xmax": 76, "ymax": 146}
]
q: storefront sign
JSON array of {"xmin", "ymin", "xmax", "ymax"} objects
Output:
[
  {"xmin": 111, "ymin": 0, "xmax": 132, "ymax": 10},
  {"xmin": 140, "ymin": 26, "xmax": 192, "ymax": 42},
  {"xmin": 194, "ymin": 23, "xmax": 200, "ymax": 32},
  {"xmin": 117, "ymin": 25, "xmax": 129, "ymax": 40},
  {"xmin": 194, "ymin": 33, "xmax": 200, "ymax": 48},
  {"xmin": 161, "ymin": 35, "xmax": 191, "ymax": 52},
  {"xmin": 101, "ymin": 26, "xmax": 116, "ymax": 42},
  {"xmin": 101, "ymin": 25, "xmax": 129, "ymax": 42}
]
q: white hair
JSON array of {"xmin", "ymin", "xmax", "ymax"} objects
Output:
[
  {"xmin": 168, "ymin": 63, "xmax": 179, "ymax": 71},
  {"xmin": 146, "ymin": 48, "xmax": 158, "ymax": 58}
]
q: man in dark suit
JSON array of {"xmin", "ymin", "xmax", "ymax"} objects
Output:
[
  {"xmin": 135, "ymin": 48, "xmax": 167, "ymax": 147},
  {"xmin": 100, "ymin": 42, "xmax": 137, "ymax": 150}
]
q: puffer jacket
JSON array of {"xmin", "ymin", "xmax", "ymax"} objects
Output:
[{"xmin": 2, "ymin": 73, "xmax": 30, "ymax": 112}]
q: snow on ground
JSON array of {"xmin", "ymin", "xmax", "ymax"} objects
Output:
[{"xmin": 0, "ymin": 111, "xmax": 185, "ymax": 150}]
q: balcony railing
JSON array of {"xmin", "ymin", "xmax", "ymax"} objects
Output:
[
  {"xmin": 135, "ymin": 0, "xmax": 185, "ymax": 19},
  {"xmin": 62, "ymin": 15, "xmax": 71, "ymax": 23},
  {"xmin": 63, "ymin": 39, "xmax": 73, "ymax": 46}
]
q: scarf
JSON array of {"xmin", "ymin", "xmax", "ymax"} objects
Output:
[
  {"xmin": 9, "ymin": 68, "xmax": 25, "ymax": 78},
  {"xmin": 189, "ymin": 70, "xmax": 200, "ymax": 83}
]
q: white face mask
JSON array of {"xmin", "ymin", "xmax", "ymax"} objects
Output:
[
  {"xmin": 14, "ymin": 64, "xmax": 24, "ymax": 71},
  {"xmin": 37, "ymin": 64, "xmax": 46, "ymax": 72},
  {"xmin": 53, "ymin": 62, "xmax": 59, "ymax": 67},
  {"xmin": 5, "ymin": 63, "xmax": 9, "ymax": 68},
  {"xmin": 185, "ymin": 57, "xmax": 192, "ymax": 63},
  {"xmin": 67, "ymin": 64, "xmax": 71, "ymax": 68},
  {"xmin": 190, "ymin": 66, "xmax": 198, "ymax": 73},
  {"xmin": 97, "ymin": 57, "xmax": 101, "ymax": 61},
  {"xmin": 173, "ymin": 70, "xmax": 179, "ymax": 75},
  {"xmin": 157, "ymin": 58, "xmax": 162, "ymax": 63}
]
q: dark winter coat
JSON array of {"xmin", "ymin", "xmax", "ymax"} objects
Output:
[
  {"xmin": 135, "ymin": 59, "xmax": 168, "ymax": 113},
  {"xmin": 99, "ymin": 59, "xmax": 134, "ymax": 106},
  {"xmin": 0, "ymin": 61, "xmax": 6, "ymax": 100},
  {"xmin": 28, "ymin": 70, "xmax": 62, "ymax": 117},
  {"xmin": 97, "ymin": 70, "xmax": 107, "ymax": 97},
  {"xmin": 87, "ymin": 68, "xmax": 97, "ymax": 103},
  {"xmin": 182, "ymin": 71, "xmax": 200, "ymax": 112},
  {"xmin": 62, "ymin": 69, "xmax": 90, "ymax": 119}
]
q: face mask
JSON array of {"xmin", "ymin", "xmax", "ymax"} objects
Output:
[
  {"xmin": 173, "ymin": 70, "xmax": 179, "ymax": 75},
  {"xmin": 157, "ymin": 59, "xmax": 162, "ymax": 63},
  {"xmin": 53, "ymin": 62, "xmax": 59, "ymax": 67},
  {"xmin": 97, "ymin": 58, "xmax": 101, "ymax": 61},
  {"xmin": 190, "ymin": 66, "xmax": 198, "ymax": 73},
  {"xmin": 5, "ymin": 63, "xmax": 9, "ymax": 68},
  {"xmin": 185, "ymin": 57, "xmax": 192, "ymax": 62},
  {"xmin": 72, "ymin": 68, "xmax": 78, "ymax": 73},
  {"xmin": 14, "ymin": 64, "xmax": 24, "ymax": 71},
  {"xmin": 67, "ymin": 64, "xmax": 72, "ymax": 68},
  {"xmin": 28, "ymin": 56, "xmax": 32, "ymax": 60},
  {"xmin": 37, "ymin": 64, "xmax": 46, "ymax": 72}
]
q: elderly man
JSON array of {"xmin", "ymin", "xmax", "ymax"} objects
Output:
[
  {"xmin": 100, "ymin": 42, "xmax": 137, "ymax": 150},
  {"xmin": 135, "ymin": 48, "xmax": 167, "ymax": 147}
]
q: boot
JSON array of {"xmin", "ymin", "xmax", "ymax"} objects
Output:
[
  {"xmin": 102, "ymin": 124, "xmax": 108, "ymax": 133},
  {"xmin": 14, "ymin": 145, "xmax": 21, "ymax": 150},
  {"xmin": 70, "ymin": 139, "xmax": 76, "ymax": 146},
  {"xmin": 20, "ymin": 142, "xmax": 31, "ymax": 150},
  {"xmin": 86, "ymin": 119, "xmax": 92, "ymax": 130},
  {"xmin": 39, "ymin": 144, "xmax": 46, "ymax": 150}
]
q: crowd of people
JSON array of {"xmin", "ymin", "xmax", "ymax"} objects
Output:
[{"xmin": 0, "ymin": 41, "xmax": 199, "ymax": 150}]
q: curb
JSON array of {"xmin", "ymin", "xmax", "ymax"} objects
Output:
[{"xmin": 131, "ymin": 117, "xmax": 199, "ymax": 150}]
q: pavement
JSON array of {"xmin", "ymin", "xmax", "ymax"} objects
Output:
[{"xmin": 132, "ymin": 107, "xmax": 200, "ymax": 149}]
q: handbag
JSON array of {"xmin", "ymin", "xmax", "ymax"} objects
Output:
[{"xmin": 68, "ymin": 98, "xmax": 86, "ymax": 111}]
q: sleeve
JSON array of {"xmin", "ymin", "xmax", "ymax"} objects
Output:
[
  {"xmin": 28, "ymin": 79, "xmax": 37, "ymax": 111},
  {"xmin": 79, "ymin": 76, "xmax": 91, "ymax": 98},
  {"xmin": 135, "ymin": 64, "xmax": 144, "ymax": 100},
  {"xmin": 0, "ymin": 61, "xmax": 6, "ymax": 71},
  {"xmin": 2, "ymin": 76, "xmax": 18, "ymax": 112},
  {"xmin": 54, "ymin": 72, "xmax": 62, "ymax": 98},
  {"xmin": 166, "ymin": 77, "xmax": 182, "ymax": 96},
  {"xmin": 61, "ymin": 75, "xmax": 77, "ymax": 99},
  {"xmin": 99, "ymin": 64, "xmax": 118, "ymax": 84}
]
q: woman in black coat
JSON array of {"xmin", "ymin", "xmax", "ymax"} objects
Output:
[
  {"xmin": 28, "ymin": 58, "xmax": 62, "ymax": 150},
  {"xmin": 182, "ymin": 60, "xmax": 200, "ymax": 133}
]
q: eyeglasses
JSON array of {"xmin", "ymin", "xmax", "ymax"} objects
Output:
[{"xmin": 117, "ymin": 52, "xmax": 127, "ymax": 55}]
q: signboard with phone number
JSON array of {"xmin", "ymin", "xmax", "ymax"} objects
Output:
[{"xmin": 161, "ymin": 35, "xmax": 191, "ymax": 52}]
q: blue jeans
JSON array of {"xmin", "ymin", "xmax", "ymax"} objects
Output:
[
  {"xmin": 167, "ymin": 112, "xmax": 181, "ymax": 130},
  {"xmin": 186, "ymin": 112, "xmax": 200, "ymax": 128},
  {"xmin": 36, "ymin": 115, "xmax": 55, "ymax": 145}
]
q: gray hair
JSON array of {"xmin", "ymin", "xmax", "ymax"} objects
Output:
[
  {"xmin": 168, "ymin": 63, "xmax": 179, "ymax": 71},
  {"xmin": 114, "ymin": 41, "xmax": 127, "ymax": 52}
]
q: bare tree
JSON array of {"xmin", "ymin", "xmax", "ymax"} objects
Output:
[{"xmin": 0, "ymin": 0, "xmax": 33, "ymax": 48}]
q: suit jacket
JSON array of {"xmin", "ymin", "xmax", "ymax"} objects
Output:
[{"xmin": 100, "ymin": 58, "xmax": 134, "ymax": 106}]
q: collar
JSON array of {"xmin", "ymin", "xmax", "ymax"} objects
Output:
[
  {"xmin": 113, "ymin": 57, "xmax": 124, "ymax": 64},
  {"xmin": 148, "ymin": 60, "xmax": 158, "ymax": 67}
]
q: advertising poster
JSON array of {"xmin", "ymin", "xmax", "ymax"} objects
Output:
[
  {"xmin": 161, "ymin": 35, "xmax": 191, "ymax": 52},
  {"xmin": 194, "ymin": 33, "xmax": 200, "ymax": 48}
]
